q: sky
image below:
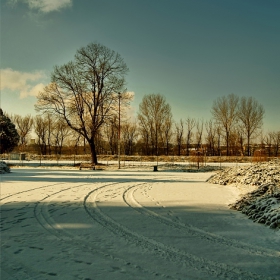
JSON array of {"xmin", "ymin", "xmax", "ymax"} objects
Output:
[{"xmin": 1, "ymin": 0, "xmax": 279, "ymax": 132}]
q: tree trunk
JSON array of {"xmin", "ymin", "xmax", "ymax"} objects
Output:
[
  {"xmin": 89, "ymin": 139, "xmax": 98, "ymax": 165},
  {"xmin": 226, "ymin": 132, "xmax": 229, "ymax": 156},
  {"xmin": 177, "ymin": 144, "xmax": 181, "ymax": 156},
  {"xmin": 186, "ymin": 142, "xmax": 190, "ymax": 156},
  {"xmin": 247, "ymin": 136, "xmax": 250, "ymax": 156},
  {"xmin": 166, "ymin": 141, "xmax": 169, "ymax": 156}
]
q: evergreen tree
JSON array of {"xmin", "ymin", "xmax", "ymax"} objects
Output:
[{"xmin": 0, "ymin": 109, "xmax": 20, "ymax": 153}]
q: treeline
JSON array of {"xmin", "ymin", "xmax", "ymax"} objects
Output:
[
  {"xmin": 6, "ymin": 93, "xmax": 280, "ymax": 158},
  {"xmin": 2, "ymin": 43, "xmax": 279, "ymax": 162}
]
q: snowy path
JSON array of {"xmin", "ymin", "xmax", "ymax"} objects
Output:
[{"xmin": 1, "ymin": 169, "xmax": 279, "ymax": 280}]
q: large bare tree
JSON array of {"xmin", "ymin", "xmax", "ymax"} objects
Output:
[
  {"xmin": 138, "ymin": 94, "xmax": 172, "ymax": 156},
  {"xmin": 211, "ymin": 93, "xmax": 239, "ymax": 156},
  {"xmin": 238, "ymin": 96, "xmax": 264, "ymax": 156},
  {"xmin": 36, "ymin": 43, "xmax": 129, "ymax": 164}
]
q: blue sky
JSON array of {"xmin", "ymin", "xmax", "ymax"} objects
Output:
[{"xmin": 1, "ymin": 0, "xmax": 279, "ymax": 132}]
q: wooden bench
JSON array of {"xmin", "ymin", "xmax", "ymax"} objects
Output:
[{"xmin": 79, "ymin": 162, "xmax": 95, "ymax": 170}]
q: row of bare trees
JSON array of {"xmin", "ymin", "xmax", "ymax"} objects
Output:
[
  {"xmin": 211, "ymin": 94, "xmax": 265, "ymax": 156},
  {"xmin": 135, "ymin": 93, "xmax": 278, "ymax": 157},
  {"xmin": 8, "ymin": 110, "xmax": 140, "ymax": 157},
  {"xmin": 4, "ymin": 43, "xmax": 279, "ymax": 162},
  {"xmin": 9, "ymin": 114, "xmax": 71, "ymax": 156},
  {"xmin": 9, "ymin": 92, "xmax": 279, "ymax": 159},
  {"xmin": 35, "ymin": 43, "xmax": 280, "ymax": 162}
]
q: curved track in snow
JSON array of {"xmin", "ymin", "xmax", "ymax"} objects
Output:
[{"xmin": 1, "ymin": 169, "xmax": 279, "ymax": 279}]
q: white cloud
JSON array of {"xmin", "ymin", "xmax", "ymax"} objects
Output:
[
  {"xmin": 27, "ymin": 0, "xmax": 72, "ymax": 13},
  {"xmin": 0, "ymin": 68, "xmax": 46, "ymax": 99},
  {"xmin": 8, "ymin": 0, "xmax": 72, "ymax": 13},
  {"xmin": 20, "ymin": 82, "xmax": 46, "ymax": 98}
]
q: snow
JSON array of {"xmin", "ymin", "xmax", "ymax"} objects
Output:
[
  {"xmin": 1, "ymin": 165, "xmax": 280, "ymax": 279},
  {"xmin": 0, "ymin": 161, "xmax": 10, "ymax": 174},
  {"xmin": 208, "ymin": 159, "xmax": 280, "ymax": 230}
]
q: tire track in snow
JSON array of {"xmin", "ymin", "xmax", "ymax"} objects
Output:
[
  {"xmin": 1, "ymin": 182, "xmax": 76, "ymax": 280},
  {"xmin": 84, "ymin": 183, "xmax": 275, "ymax": 280},
  {"xmin": 33, "ymin": 181, "xmax": 174, "ymax": 279},
  {"xmin": 0, "ymin": 182, "xmax": 66, "ymax": 202},
  {"xmin": 123, "ymin": 183, "xmax": 280, "ymax": 258},
  {"xmin": 0, "ymin": 182, "xmax": 71, "ymax": 235},
  {"xmin": 1, "ymin": 182, "xmax": 168, "ymax": 280},
  {"xmin": 33, "ymin": 182, "xmax": 93, "ymax": 239}
]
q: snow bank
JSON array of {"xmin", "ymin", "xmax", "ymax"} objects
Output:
[
  {"xmin": 230, "ymin": 183, "xmax": 280, "ymax": 229},
  {"xmin": 0, "ymin": 161, "xmax": 10, "ymax": 174},
  {"xmin": 207, "ymin": 159, "xmax": 279, "ymax": 186},
  {"xmin": 208, "ymin": 159, "xmax": 280, "ymax": 230}
]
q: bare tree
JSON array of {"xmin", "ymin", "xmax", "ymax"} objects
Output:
[
  {"xmin": 175, "ymin": 119, "xmax": 184, "ymax": 156},
  {"xmin": 138, "ymin": 121, "xmax": 150, "ymax": 155},
  {"xmin": 211, "ymin": 93, "xmax": 239, "ymax": 156},
  {"xmin": 228, "ymin": 129, "xmax": 239, "ymax": 155},
  {"xmin": 138, "ymin": 94, "xmax": 172, "ymax": 156},
  {"xmin": 104, "ymin": 116, "xmax": 118, "ymax": 155},
  {"xmin": 272, "ymin": 131, "xmax": 280, "ymax": 157},
  {"xmin": 52, "ymin": 117, "xmax": 71, "ymax": 155},
  {"xmin": 122, "ymin": 121, "xmax": 138, "ymax": 155},
  {"xmin": 185, "ymin": 117, "xmax": 196, "ymax": 156},
  {"xmin": 68, "ymin": 130, "xmax": 84, "ymax": 155},
  {"xmin": 161, "ymin": 114, "xmax": 173, "ymax": 155},
  {"xmin": 45, "ymin": 114, "xmax": 53, "ymax": 155},
  {"xmin": 205, "ymin": 120, "xmax": 216, "ymax": 156},
  {"xmin": 36, "ymin": 43, "xmax": 129, "ymax": 164},
  {"xmin": 34, "ymin": 115, "xmax": 48, "ymax": 155},
  {"xmin": 195, "ymin": 119, "xmax": 204, "ymax": 150},
  {"xmin": 13, "ymin": 114, "xmax": 33, "ymax": 151},
  {"xmin": 264, "ymin": 132, "xmax": 274, "ymax": 157},
  {"xmin": 238, "ymin": 96, "xmax": 264, "ymax": 156},
  {"xmin": 236, "ymin": 127, "xmax": 245, "ymax": 156},
  {"xmin": 216, "ymin": 125, "xmax": 222, "ymax": 155}
]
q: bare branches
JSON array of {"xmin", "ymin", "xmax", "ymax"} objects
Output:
[
  {"xmin": 122, "ymin": 121, "xmax": 138, "ymax": 155},
  {"xmin": 205, "ymin": 120, "xmax": 216, "ymax": 156},
  {"xmin": 195, "ymin": 119, "xmax": 204, "ymax": 150},
  {"xmin": 137, "ymin": 94, "xmax": 172, "ymax": 155},
  {"xmin": 211, "ymin": 93, "xmax": 239, "ymax": 156},
  {"xmin": 175, "ymin": 119, "xmax": 184, "ymax": 156},
  {"xmin": 185, "ymin": 117, "xmax": 196, "ymax": 156},
  {"xmin": 211, "ymin": 94, "xmax": 265, "ymax": 156},
  {"xmin": 36, "ymin": 42, "xmax": 129, "ymax": 164},
  {"xmin": 238, "ymin": 96, "xmax": 265, "ymax": 156},
  {"xmin": 13, "ymin": 114, "xmax": 33, "ymax": 150}
]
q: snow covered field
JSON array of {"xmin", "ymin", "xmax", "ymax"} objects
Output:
[{"xmin": 1, "ymin": 167, "xmax": 280, "ymax": 279}]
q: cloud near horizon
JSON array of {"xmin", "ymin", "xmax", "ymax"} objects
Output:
[
  {"xmin": 8, "ymin": 0, "xmax": 72, "ymax": 13},
  {"xmin": 0, "ymin": 68, "xmax": 46, "ymax": 99}
]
